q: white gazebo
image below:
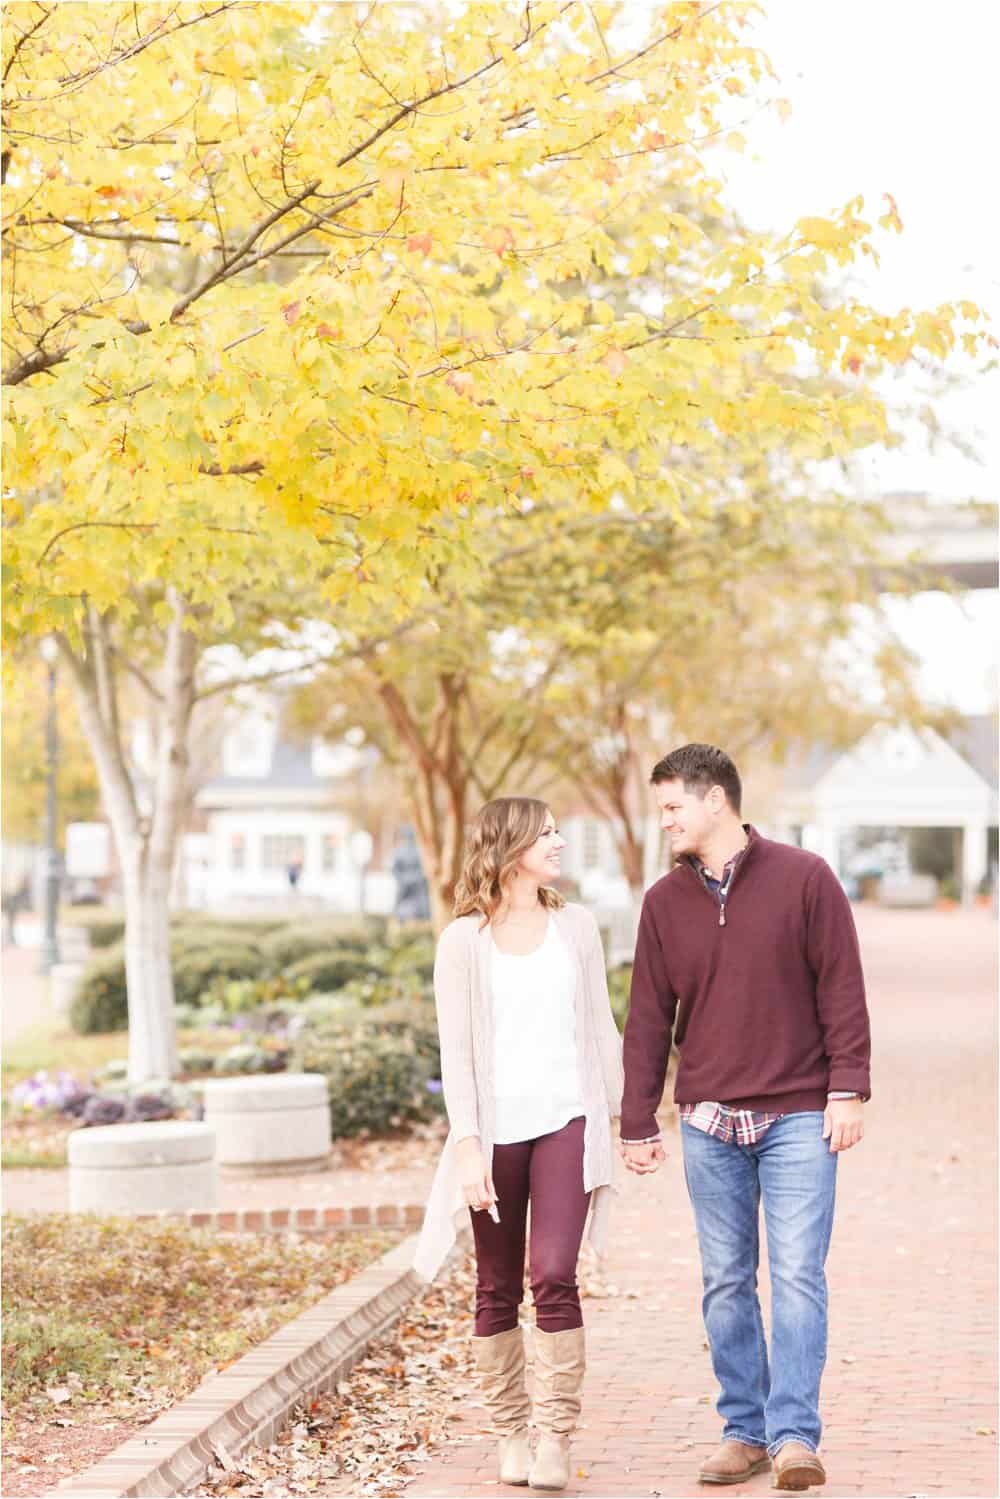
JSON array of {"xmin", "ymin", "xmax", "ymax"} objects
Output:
[{"xmin": 773, "ymin": 720, "xmax": 997, "ymax": 905}]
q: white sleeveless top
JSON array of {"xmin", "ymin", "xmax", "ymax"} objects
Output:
[{"xmin": 490, "ymin": 918, "xmax": 585, "ymax": 1144}]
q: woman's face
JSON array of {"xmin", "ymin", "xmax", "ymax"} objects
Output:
[{"xmin": 514, "ymin": 810, "xmax": 566, "ymax": 885}]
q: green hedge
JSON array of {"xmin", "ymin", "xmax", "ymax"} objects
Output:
[
  {"xmin": 292, "ymin": 1028, "xmax": 430, "ymax": 1137},
  {"xmin": 258, "ymin": 919, "xmax": 380, "ymax": 971},
  {"xmin": 71, "ymin": 937, "xmax": 260, "ymax": 1034},
  {"xmin": 70, "ymin": 950, "xmax": 129, "ymax": 1034},
  {"xmin": 606, "ymin": 965, "xmax": 631, "ymax": 1031},
  {"xmin": 69, "ymin": 916, "xmax": 438, "ymax": 1038},
  {"xmin": 171, "ymin": 944, "xmax": 260, "ymax": 1005},
  {"xmin": 281, "ymin": 949, "xmax": 376, "ymax": 994}
]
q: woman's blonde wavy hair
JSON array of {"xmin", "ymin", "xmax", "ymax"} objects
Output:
[{"xmin": 453, "ymin": 797, "xmax": 566, "ymax": 926}]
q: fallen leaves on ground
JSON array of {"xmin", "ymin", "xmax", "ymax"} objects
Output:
[
  {"xmin": 191, "ymin": 1240, "xmax": 625, "ymax": 1497},
  {"xmin": 1, "ymin": 1213, "xmax": 394, "ymax": 1495},
  {"xmin": 192, "ymin": 1250, "xmax": 480, "ymax": 1498}
]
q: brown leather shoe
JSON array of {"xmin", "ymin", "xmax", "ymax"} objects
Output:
[
  {"xmin": 772, "ymin": 1441, "xmax": 826, "ymax": 1490},
  {"xmin": 698, "ymin": 1440, "xmax": 771, "ymax": 1485}
]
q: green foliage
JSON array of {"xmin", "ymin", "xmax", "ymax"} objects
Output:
[
  {"xmin": 201, "ymin": 973, "xmax": 312, "ymax": 1016},
  {"xmin": 70, "ymin": 950, "xmax": 129, "ymax": 1034},
  {"xmin": 171, "ymin": 943, "xmax": 261, "ymax": 1006},
  {"xmin": 292, "ymin": 1027, "xmax": 431, "ymax": 1138},
  {"xmin": 66, "ymin": 913, "xmax": 126, "ymax": 948},
  {"xmin": 259, "ymin": 920, "xmax": 380, "ymax": 971},
  {"xmin": 177, "ymin": 1047, "xmax": 217, "ymax": 1076},
  {"xmin": 3, "ymin": 1307, "xmax": 120, "ymax": 1393},
  {"xmin": 606, "ymin": 965, "xmax": 632, "ymax": 1031},
  {"xmin": 212, "ymin": 1044, "xmax": 273, "ymax": 1075},
  {"xmin": 281, "ymin": 949, "xmax": 377, "ymax": 994},
  {"xmin": 71, "ymin": 933, "xmax": 261, "ymax": 1033}
]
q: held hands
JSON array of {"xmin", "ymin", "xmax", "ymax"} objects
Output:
[
  {"xmin": 455, "ymin": 1136, "xmax": 496, "ymax": 1211},
  {"xmin": 823, "ymin": 1097, "xmax": 865, "ymax": 1152},
  {"xmin": 619, "ymin": 1138, "xmax": 666, "ymax": 1175}
]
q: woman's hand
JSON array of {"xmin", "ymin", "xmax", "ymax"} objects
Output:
[{"xmin": 455, "ymin": 1136, "xmax": 496, "ymax": 1212}]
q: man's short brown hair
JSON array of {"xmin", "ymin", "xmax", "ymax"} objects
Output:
[{"xmin": 650, "ymin": 743, "xmax": 742, "ymax": 815}]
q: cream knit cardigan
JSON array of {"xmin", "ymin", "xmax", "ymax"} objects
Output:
[{"xmin": 413, "ymin": 902, "xmax": 625, "ymax": 1282}]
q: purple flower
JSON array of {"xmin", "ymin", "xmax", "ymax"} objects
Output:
[
  {"xmin": 82, "ymin": 1095, "xmax": 126, "ymax": 1126},
  {"xmin": 425, "ymin": 1078, "xmax": 443, "ymax": 1094}
]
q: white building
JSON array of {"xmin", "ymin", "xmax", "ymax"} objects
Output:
[
  {"xmin": 181, "ymin": 703, "xmax": 395, "ymax": 913},
  {"xmin": 773, "ymin": 718, "xmax": 997, "ymax": 905}
]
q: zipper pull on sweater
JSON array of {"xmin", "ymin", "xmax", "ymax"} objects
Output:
[{"xmin": 719, "ymin": 904, "xmax": 726, "ymax": 927}]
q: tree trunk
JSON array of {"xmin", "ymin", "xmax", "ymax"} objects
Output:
[
  {"xmin": 374, "ymin": 673, "xmax": 471, "ymax": 935},
  {"xmin": 120, "ymin": 848, "xmax": 178, "ymax": 1081},
  {"xmin": 617, "ymin": 824, "xmax": 646, "ymax": 906},
  {"xmin": 56, "ymin": 589, "xmax": 198, "ymax": 1083}
]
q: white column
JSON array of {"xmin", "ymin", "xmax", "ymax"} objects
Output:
[
  {"xmin": 803, "ymin": 818, "xmax": 841, "ymax": 877},
  {"xmin": 961, "ymin": 820, "xmax": 988, "ymax": 907}
]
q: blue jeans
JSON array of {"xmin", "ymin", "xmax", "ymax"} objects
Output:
[{"xmin": 681, "ymin": 1112, "xmax": 837, "ymax": 1457}]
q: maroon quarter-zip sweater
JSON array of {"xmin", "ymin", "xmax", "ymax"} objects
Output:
[{"xmin": 620, "ymin": 826, "xmax": 871, "ymax": 1141}]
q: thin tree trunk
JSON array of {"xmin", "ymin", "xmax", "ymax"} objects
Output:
[{"xmin": 54, "ymin": 593, "xmax": 201, "ymax": 1082}]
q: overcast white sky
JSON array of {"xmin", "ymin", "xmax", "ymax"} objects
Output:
[{"xmin": 711, "ymin": 0, "xmax": 998, "ymax": 715}]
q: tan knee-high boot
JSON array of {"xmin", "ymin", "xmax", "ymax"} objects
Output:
[
  {"xmin": 528, "ymin": 1326, "xmax": 585, "ymax": 1492},
  {"xmin": 472, "ymin": 1327, "xmax": 531, "ymax": 1486}
]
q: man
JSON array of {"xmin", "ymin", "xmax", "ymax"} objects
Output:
[{"xmin": 620, "ymin": 744, "xmax": 870, "ymax": 1491}]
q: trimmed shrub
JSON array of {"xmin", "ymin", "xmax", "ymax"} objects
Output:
[
  {"xmin": 382, "ymin": 932, "xmax": 436, "ymax": 984},
  {"xmin": 173, "ymin": 913, "xmax": 286, "ymax": 939},
  {"xmin": 337, "ymin": 972, "xmax": 428, "ymax": 1008},
  {"xmin": 606, "ymin": 965, "xmax": 631, "ymax": 1031},
  {"xmin": 177, "ymin": 1047, "xmax": 217, "ymax": 1076},
  {"xmin": 79, "ymin": 917, "xmax": 126, "ymax": 949},
  {"xmin": 171, "ymin": 944, "xmax": 260, "ymax": 1006},
  {"xmin": 358, "ymin": 998, "xmax": 441, "ymax": 1080},
  {"xmin": 212, "ymin": 1043, "xmax": 286, "ymax": 1075},
  {"xmin": 258, "ymin": 920, "xmax": 375, "ymax": 971},
  {"xmin": 281, "ymin": 949, "xmax": 377, "ymax": 994},
  {"xmin": 292, "ymin": 1028, "xmax": 429, "ymax": 1137},
  {"xmin": 70, "ymin": 949, "xmax": 128, "ymax": 1033}
]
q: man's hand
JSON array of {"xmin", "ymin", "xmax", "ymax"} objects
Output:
[
  {"xmin": 823, "ymin": 1097, "xmax": 865, "ymax": 1153},
  {"xmin": 620, "ymin": 1139, "xmax": 666, "ymax": 1175}
]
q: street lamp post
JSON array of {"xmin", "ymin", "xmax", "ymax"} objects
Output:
[{"xmin": 38, "ymin": 636, "xmax": 61, "ymax": 974}]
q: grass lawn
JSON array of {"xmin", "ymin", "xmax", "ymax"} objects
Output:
[{"xmin": 1, "ymin": 1213, "xmax": 396, "ymax": 1492}]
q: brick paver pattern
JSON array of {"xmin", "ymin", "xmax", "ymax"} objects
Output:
[{"xmin": 406, "ymin": 908, "xmax": 999, "ymax": 1498}]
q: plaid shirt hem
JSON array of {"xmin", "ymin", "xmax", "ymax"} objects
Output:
[{"xmin": 678, "ymin": 1100, "xmax": 783, "ymax": 1144}]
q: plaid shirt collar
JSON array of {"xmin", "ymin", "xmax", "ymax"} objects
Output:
[{"xmin": 687, "ymin": 831, "xmax": 751, "ymax": 896}]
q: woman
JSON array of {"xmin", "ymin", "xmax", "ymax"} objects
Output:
[{"xmin": 414, "ymin": 798, "xmax": 624, "ymax": 1492}]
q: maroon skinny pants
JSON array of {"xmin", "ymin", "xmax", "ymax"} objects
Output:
[{"xmin": 470, "ymin": 1114, "xmax": 591, "ymax": 1337}]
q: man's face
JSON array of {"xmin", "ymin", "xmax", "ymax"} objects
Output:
[{"xmin": 654, "ymin": 778, "xmax": 718, "ymax": 858}]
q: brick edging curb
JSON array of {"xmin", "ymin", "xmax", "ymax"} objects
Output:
[
  {"xmin": 131, "ymin": 1202, "xmax": 426, "ymax": 1234},
  {"xmin": 52, "ymin": 1232, "xmax": 425, "ymax": 1498}
]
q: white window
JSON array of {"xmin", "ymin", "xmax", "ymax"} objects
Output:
[
  {"xmin": 583, "ymin": 820, "xmax": 602, "ymax": 870},
  {"xmin": 321, "ymin": 832, "xmax": 339, "ymax": 872},
  {"xmin": 261, "ymin": 834, "xmax": 306, "ymax": 871},
  {"xmin": 231, "ymin": 832, "xmax": 246, "ymax": 871}
]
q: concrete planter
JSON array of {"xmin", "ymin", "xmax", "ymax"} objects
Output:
[
  {"xmin": 68, "ymin": 1121, "xmax": 218, "ymax": 1215},
  {"xmin": 201, "ymin": 1072, "xmax": 331, "ymax": 1172}
]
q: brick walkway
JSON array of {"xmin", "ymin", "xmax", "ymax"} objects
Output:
[{"xmin": 407, "ymin": 908, "xmax": 998, "ymax": 1499}]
